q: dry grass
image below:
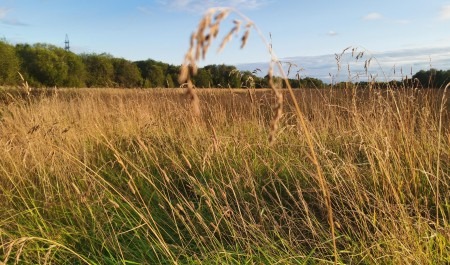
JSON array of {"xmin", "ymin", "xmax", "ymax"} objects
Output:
[
  {"xmin": 180, "ymin": 7, "xmax": 341, "ymax": 260},
  {"xmin": 0, "ymin": 86, "xmax": 449, "ymax": 264},
  {"xmin": 0, "ymin": 7, "xmax": 449, "ymax": 265}
]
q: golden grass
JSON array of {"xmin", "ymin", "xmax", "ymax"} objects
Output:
[
  {"xmin": 180, "ymin": 7, "xmax": 341, "ymax": 260},
  {"xmin": 0, "ymin": 7, "xmax": 448, "ymax": 264},
  {"xmin": 0, "ymin": 86, "xmax": 449, "ymax": 264}
]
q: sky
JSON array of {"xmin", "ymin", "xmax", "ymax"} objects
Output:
[{"xmin": 1, "ymin": 0, "xmax": 450, "ymax": 82}]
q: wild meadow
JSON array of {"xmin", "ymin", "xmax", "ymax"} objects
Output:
[
  {"xmin": 0, "ymin": 85, "xmax": 449, "ymax": 264},
  {"xmin": 1, "ymin": 7, "xmax": 450, "ymax": 265}
]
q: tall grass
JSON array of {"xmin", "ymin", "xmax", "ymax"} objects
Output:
[
  {"xmin": 0, "ymin": 7, "xmax": 449, "ymax": 264},
  {"xmin": 0, "ymin": 86, "xmax": 449, "ymax": 264}
]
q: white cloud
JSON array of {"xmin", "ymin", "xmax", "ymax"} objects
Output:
[
  {"xmin": 237, "ymin": 46, "xmax": 450, "ymax": 82},
  {"xmin": 363, "ymin": 12, "xmax": 383, "ymax": 21},
  {"xmin": 0, "ymin": 7, "xmax": 10, "ymax": 19},
  {"xmin": 159, "ymin": 0, "xmax": 268, "ymax": 12},
  {"xmin": 439, "ymin": 5, "xmax": 450, "ymax": 20},
  {"xmin": 327, "ymin": 30, "xmax": 338, "ymax": 37},
  {"xmin": 137, "ymin": 6, "xmax": 153, "ymax": 15},
  {"xmin": 1, "ymin": 18, "xmax": 27, "ymax": 26},
  {"xmin": 362, "ymin": 12, "xmax": 409, "ymax": 24},
  {"xmin": 0, "ymin": 7, "xmax": 27, "ymax": 26}
]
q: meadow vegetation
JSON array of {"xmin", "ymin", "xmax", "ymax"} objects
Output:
[
  {"xmin": 1, "ymin": 7, "xmax": 450, "ymax": 265},
  {"xmin": 0, "ymin": 85, "xmax": 449, "ymax": 264}
]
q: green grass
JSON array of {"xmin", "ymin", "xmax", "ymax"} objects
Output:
[{"xmin": 0, "ymin": 87, "xmax": 449, "ymax": 264}]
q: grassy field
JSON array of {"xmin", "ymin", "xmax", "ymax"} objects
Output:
[{"xmin": 0, "ymin": 86, "xmax": 449, "ymax": 264}]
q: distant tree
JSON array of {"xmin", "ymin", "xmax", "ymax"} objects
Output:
[
  {"xmin": 254, "ymin": 75, "xmax": 268, "ymax": 88},
  {"xmin": 112, "ymin": 58, "xmax": 142, "ymax": 88},
  {"xmin": 15, "ymin": 43, "xmax": 69, "ymax": 87},
  {"xmin": 413, "ymin": 69, "xmax": 450, "ymax": 88},
  {"xmin": 148, "ymin": 64, "xmax": 165, "ymax": 87},
  {"xmin": 228, "ymin": 69, "xmax": 244, "ymax": 88},
  {"xmin": 165, "ymin": 74, "xmax": 175, "ymax": 88},
  {"xmin": 81, "ymin": 53, "xmax": 114, "ymax": 87},
  {"xmin": 7, "ymin": 40, "xmax": 335, "ymax": 90},
  {"xmin": 434, "ymin": 69, "xmax": 450, "ymax": 88},
  {"xmin": 134, "ymin": 60, "xmax": 153, "ymax": 87},
  {"xmin": 135, "ymin": 59, "xmax": 168, "ymax": 88},
  {"xmin": 301, "ymin": 77, "xmax": 325, "ymax": 88},
  {"xmin": 166, "ymin": 64, "xmax": 180, "ymax": 87},
  {"xmin": 0, "ymin": 41, "xmax": 20, "ymax": 85},
  {"xmin": 51, "ymin": 48, "xmax": 86, "ymax": 87},
  {"xmin": 203, "ymin": 64, "xmax": 241, "ymax": 87},
  {"xmin": 240, "ymin": 71, "xmax": 256, "ymax": 88},
  {"xmin": 193, "ymin": 68, "xmax": 212, "ymax": 88}
]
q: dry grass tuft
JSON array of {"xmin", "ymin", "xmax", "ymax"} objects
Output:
[
  {"xmin": 179, "ymin": 8, "xmax": 255, "ymax": 118},
  {"xmin": 179, "ymin": 8, "xmax": 339, "ymax": 261},
  {"xmin": 179, "ymin": 8, "xmax": 285, "ymax": 142},
  {"xmin": 18, "ymin": 72, "xmax": 31, "ymax": 96}
]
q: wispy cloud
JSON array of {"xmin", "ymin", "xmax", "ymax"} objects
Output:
[
  {"xmin": 395, "ymin": 19, "xmax": 410, "ymax": 25},
  {"xmin": 439, "ymin": 5, "xmax": 450, "ymax": 20},
  {"xmin": 237, "ymin": 46, "xmax": 450, "ymax": 82},
  {"xmin": 137, "ymin": 6, "xmax": 153, "ymax": 15},
  {"xmin": 0, "ymin": 7, "xmax": 10, "ymax": 19},
  {"xmin": 159, "ymin": 0, "xmax": 268, "ymax": 12},
  {"xmin": 363, "ymin": 12, "xmax": 383, "ymax": 21},
  {"xmin": 327, "ymin": 30, "xmax": 338, "ymax": 37},
  {"xmin": 363, "ymin": 11, "xmax": 410, "ymax": 25},
  {"xmin": 0, "ymin": 7, "xmax": 27, "ymax": 26},
  {"xmin": 1, "ymin": 18, "xmax": 27, "ymax": 26}
]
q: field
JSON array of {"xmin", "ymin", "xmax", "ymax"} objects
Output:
[{"xmin": 0, "ymin": 86, "xmax": 449, "ymax": 264}]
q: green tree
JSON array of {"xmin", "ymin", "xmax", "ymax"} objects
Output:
[
  {"xmin": 227, "ymin": 69, "xmax": 242, "ymax": 88},
  {"xmin": 413, "ymin": 69, "xmax": 450, "ymax": 88},
  {"xmin": 0, "ymin": 41, "xmax": 20, "ymax": 85},
  {"xmin": 241, "ymin": 71, "xmax": 256, "ymax": 88},
  {"xmin": 135, "ymin": 60, "xmax": 152, "ymax": 87},
  {"xmin": 147, "ymin": 64, "xmax": 165, "ymax": 88},
  {"xmin": 193, "ymin": 68, "xmax": 212, "ymax": 88},
  {"xmin": 51, "ymin": 47, "xmax": 86, "ymax": 87},
  {"xmin": 81, "ymin": 53, "xmax": 114, "ymax": 87},
  {"xmin": 113, "ymin": 58, "xmax": 142, "ymax": 88},
  {"xmin": 300, "ymin": 77, "xmax": 325, "ymax": 88},
  {"xmin": 62, "ymin": 51, "xmax": 86, "ymax": 87},
  {"xmin": 203, "ymin": 64, "xmax": 242, "ymax": 88},
  {"xmin": 165, "ymin": 74, "xmax": 175, "ymax": 88},
  {"xmin": 135, "ymin": 59, "xmax": 175, "ymax": 88},
  {"xmin": 166, "ymin": 64, "xmax": 180, "ymax": 87},
  {"xmin": 16, "ymin": 43, "xmax": 68, "ymax": 87}
]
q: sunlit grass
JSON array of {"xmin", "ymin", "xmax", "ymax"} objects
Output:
[{"xmin": 0, "ymin": 86, "xmax": 449, "ymax": 264}]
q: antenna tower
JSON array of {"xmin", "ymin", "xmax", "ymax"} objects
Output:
[{"xmin": 65, "ymin": 34, "xmax": 70, "ymax": 51}]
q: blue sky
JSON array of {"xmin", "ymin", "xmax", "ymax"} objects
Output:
[{"xmin": 1, "ymin": 0, "xmax": 450, "ymax": 81}]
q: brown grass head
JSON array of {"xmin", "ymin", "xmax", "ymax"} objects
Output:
[
  {"xmin": 18, "ymin": 72, "xmax": 31, "ymax": 96},
  {"xmin": 179, "ymin": 7, "xmax": 287, "ymax": 146},
  {"xmin": 179, "ymin": 8, "xmax": 255, "ymax": 117},
  {"xmin": 267, "ymin": 64, "xmax": 283, "ymax": 145}
]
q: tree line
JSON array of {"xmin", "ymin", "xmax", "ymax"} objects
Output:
[
  {"xmin": 0, "ymin": 40, "xmax": 328, "ymax": 89},
  {"xmin": 0, "ymin": 41, "xmax": 177, "ymax": 88},
  {"xmin": 1, "ymin": 40, "xmax": 448, "ymax": 89},
  {"xmin": 412, "ymin": 69, "xmax": 450, "ymax": 88},
  {"xmin": 333, "ymin": 69, "xmax": 450, "ymax": 89}
]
